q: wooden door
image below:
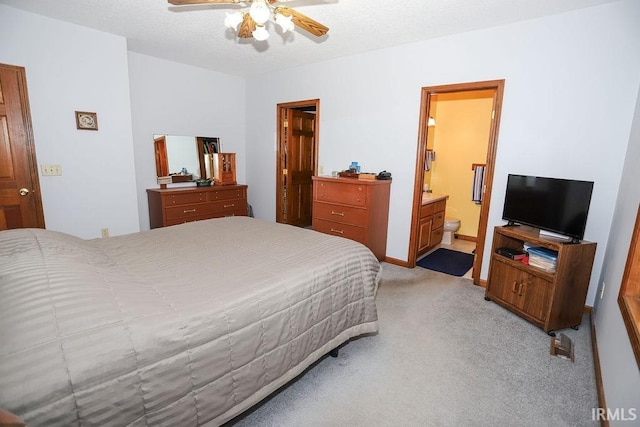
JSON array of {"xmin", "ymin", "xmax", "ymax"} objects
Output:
[
  {"xmin": 276, "ymin": 99, "xmax": 319, "ymax": 226},
  {"xmin": 284, "ymin": 109, "xmax": 316, "ymax": 227},
  {"xmin": 0, "ymin": 64, "xmax": 44, "ymax": 230},
  {"xmin": 154, "ymin": 135, "xmax": 168, "ymax": 176}
]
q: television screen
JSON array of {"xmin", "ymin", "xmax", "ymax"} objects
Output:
[{"xmin": 502, "ymin": 174, "xmax": 594, "ymax": 242}]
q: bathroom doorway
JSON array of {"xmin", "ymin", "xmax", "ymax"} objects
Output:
[{"xmin": 408, "ymin": 80, "xmax": 505, "ymax": 286}]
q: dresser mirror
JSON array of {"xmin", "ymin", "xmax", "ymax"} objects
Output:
[{"xmin": 153, "ymin": 134, "xmax": 221, "ymax": 184}]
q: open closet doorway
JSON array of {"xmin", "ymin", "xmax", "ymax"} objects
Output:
[
  {"xmin": 275, "ymin": 99, "xmax": 319, "ymax": 227},
  {"xmin": 408, "ymin": 80, "xmax": 505, "ymax": 286}
]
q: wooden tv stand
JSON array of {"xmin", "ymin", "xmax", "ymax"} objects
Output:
[{"xmin": 484, "ymin": 226, "xmax": 596, "ymax": 336}]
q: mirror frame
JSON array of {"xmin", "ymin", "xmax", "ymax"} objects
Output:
[{"xmin": 153, "ymin": 134, "xmax": 221, "ymax": 185}]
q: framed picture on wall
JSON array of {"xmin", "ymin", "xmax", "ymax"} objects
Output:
[{"xmin": 75, "ymin": 111, "xmax": 98, "ymax": 130}]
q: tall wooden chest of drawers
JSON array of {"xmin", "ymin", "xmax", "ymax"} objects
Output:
[
  {"xmin": 147, "ymin": 185, "xmax": 247, "ymax": 229},
  {"xmin": 312, "ymin": 176, "xmax": 391, "ymax": 261}
]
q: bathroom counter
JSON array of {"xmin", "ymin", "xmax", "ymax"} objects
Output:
[{"xmin": 422, "ymin": 193, "xmax": 449, "ymax": 205}]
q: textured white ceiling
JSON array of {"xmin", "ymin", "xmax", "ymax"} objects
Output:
[{"xmin": 0, "ymin": 0, "xmax": 618, "ymax": 77}]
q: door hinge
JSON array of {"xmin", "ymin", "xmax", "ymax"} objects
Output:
[
  {"xmin": 283, "ymin": 119, "xmax": 288, "ymax": 128},
  {"xmin": 282, "ymin": 168, "xmax": 287, "ymax": 175},
  {"xmin": 491, "ymin": 110, "xmax": 495, "ymax": 120}
]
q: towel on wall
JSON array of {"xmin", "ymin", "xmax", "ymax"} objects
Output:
[
  {"xmin": 472, "ymin": 165, "xmax": 485, "ymax": 204},
  {"xmin": 425, "ymin": 150, "xmax": 436, "ymax": 171}
]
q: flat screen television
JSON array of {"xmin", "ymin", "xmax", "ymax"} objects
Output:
[{"xmin": 502, "ymin": 174, "xmax": 594, "ymax": 243}]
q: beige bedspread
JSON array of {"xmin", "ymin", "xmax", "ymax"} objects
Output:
[{"xmin": 0, "ymin": 217, "xmax": 380, "ymax": 426}]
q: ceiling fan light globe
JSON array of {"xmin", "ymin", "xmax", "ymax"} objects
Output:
[
  {"xmin": 275, "ymin": 13, "xmax": 294, "ymax": 33},
  {"xmin": 252, "ymin": 25, "xmax": 269, "ymax": 41},
  {"xmin": 249, "ymin": 0, "xmax": 270, "ymax": 26},
  {"xmin": 224, "ymin": 12, "xmax": 243, "ymax": 31}
]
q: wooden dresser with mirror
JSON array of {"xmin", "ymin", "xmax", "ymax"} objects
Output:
[
  {"xmin": 147, "ymin": 185, "xmax": 247, "ymax": 228},
  {"xmin": 149, "ymin": 134, "xmax": 246, "ymax": 228}
]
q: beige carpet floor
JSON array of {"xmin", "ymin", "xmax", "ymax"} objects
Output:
[{"xmin": 228, "ymin": 262, "xmax": 598, "ymax": 426}]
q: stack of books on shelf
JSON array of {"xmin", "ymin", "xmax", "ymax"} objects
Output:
[{"xmin": 525, "ymin": 245, "xmax": 558, "ymax": 273}]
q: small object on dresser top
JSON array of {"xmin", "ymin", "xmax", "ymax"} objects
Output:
[
  {"xmin": 359, "ymin": 173, "xmax": 376, "ymax": 180},
  {"xmin": 195, "ymin": 178, "xmax": 212, "ymax": 187},
  {"xmin": 338, "ymin": 171, "xmax": 359, "ymax": 178},
  {"xmin": 376, "ymin": 170, "xmax": 392, "ymax": 180}
]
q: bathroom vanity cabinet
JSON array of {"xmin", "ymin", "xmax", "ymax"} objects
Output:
[
  {"xmin": 417, "ymin": 197, "xmax": 446, "ymax": 256},
  {"xmin": 485, "ymin": 225, "xmax": 596, "ymax": 335}
]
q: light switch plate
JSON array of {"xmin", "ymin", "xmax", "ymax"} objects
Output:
[{"xmin": 41, "ymin": 164, "xmax": 62, "ymax": 176}]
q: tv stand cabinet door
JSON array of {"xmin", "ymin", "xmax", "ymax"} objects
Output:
[
  {"xmin": 487, "ymin": 258, "xmax": 552, "ymax": 326},
  {"xmin": 486, "ymin": 257, "xmax": 523, "ymax": 308},
  {"xmin": 519, "ymin": 274, "xmax": 553, "ymax": 323}
]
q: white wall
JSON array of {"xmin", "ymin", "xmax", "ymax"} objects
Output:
[
  {"xmin": 127, "ymin": 53, "xmax": 246, "ymax": 231},
  {"xmin": 245, "ymin": 0, "xmax": 640, "ymax": 305},
  {"xmin": 0, "ymin": 4, "xmax": 139, "ymax": 238},
  {"xmin": 594, "ymin": 84, "xmax": 640, "ymax": 422}
]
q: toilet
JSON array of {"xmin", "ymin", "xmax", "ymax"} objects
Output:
[{"xmin": 442, "ymin": 217, "xmax": 461, "ymax": 245}]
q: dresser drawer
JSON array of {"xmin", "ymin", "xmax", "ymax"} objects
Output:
[
  {"xmin": 214, "ymin": 207, "xmax": 248, "ymax": 218},
  {"xmin": 165, "ymin": 192, "xmax": 208, "ymax": 206},
  {"xmin": 165, "ymin": 215, "xmax": 211, "ymax": 227},
  {"xmin": 434, "ymin": 199, "xmax": 446, "ymax": 212},
  {"xmin": 313, "ymin": 218, "xmax": 365, "ymax": 243},
  {"xmin": 420, "ymin": 203, "xmax": 435, "ymax": 217},
  {"xmin": 431, "ymin": 226, "xmax": 444, "ymax": 245},
  {"xmin": 210, "ymin": 199, "xmax": 246, "ymax": 214},
  {"xmin": 210, "ymin": 187, "xmax": 246, "ymax": 201},
  {"xmin": 315, "ymin": 181, "xmax": 367, "ymax": 207},
  {"xmin": 313, "ymin": 202, "xmax": 367, "ymax": 226},
  {"xmin": 433, "ymin": 211, "xmax": 445, "ymax": 229},
  {"xmin": 165, "ymin": 203, "xmax": 216, "ymax": 220}
]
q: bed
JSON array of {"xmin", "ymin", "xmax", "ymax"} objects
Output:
[{"xmin": 0, "ymin": 216, "xmax": 381, "ymax": 426}]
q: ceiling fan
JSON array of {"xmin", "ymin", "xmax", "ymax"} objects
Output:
[{"xmin": 168, "ymin": 0, "xmax": 329, "ymax": 41}]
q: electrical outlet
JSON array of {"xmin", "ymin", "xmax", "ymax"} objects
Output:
[
  {"xmin": 318, "ymin": 165, "xmax": 324, "ymax": 175},
  {"xmin": 101, "ymin": 228, "xmax": 109, "ymax": 238},
  {"xmin": 600, "ymin": 282, "xmax": 606, "ymax": 299}
]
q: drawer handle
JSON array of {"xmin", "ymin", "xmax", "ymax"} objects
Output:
[
  {"xmin": 331, "ymin": 211, "xmax": 345, "ymax": 216},
  {"xmin": 518, "ymin": 283, "xmax": 525, "ymax": 297},
  {"xmin": 183, "ymin": 209, "xmax": 196, "ymax": 213},
  {"xmin": 224, "ymin": 204, "xmax": 235, "ymax": 208},
  {"xmin": 330, "ymin": 228, "xmax": 344, "ymax": 235},
  {"xmin": 512, "ymin": 281, "xmax": 518, "ymax": 293}
]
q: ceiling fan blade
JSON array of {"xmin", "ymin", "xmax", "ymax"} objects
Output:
[
  {"xmin": 237, "ymin": 14, "xmax": 257, "ymax": 38},
  {"xmin": 278, "ymin": 7, "xmax": 329, "ymax": 37},
  {"xmin": 168, "ymin": 0, "xmax": 241, "ymax": 5}
]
